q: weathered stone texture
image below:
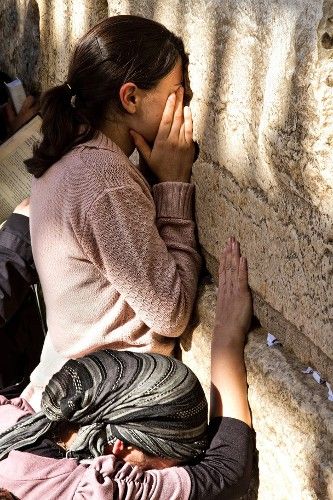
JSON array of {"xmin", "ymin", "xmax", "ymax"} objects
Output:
[
  {"xmin": 0, "ymin": 0, "xmax": 40, "ymax": 92},
  {"xmin": 181, "ymin": 284, "xmax": 333, "ymax": 500},
  {"xmin": 37, "ymin": 0, "xmax": 109, "ymax": 87},
  {"xmin": 181, "ymin": 0, "xmax": 333, "ymax": 384},
  {"xmin": 110, "ymin": 0, "xmax": 333, "ymax": 382}
]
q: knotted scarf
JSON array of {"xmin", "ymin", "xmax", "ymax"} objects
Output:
[{"xmin": 0, "ymin": 350, "xmax": 208, "ymax": 461}]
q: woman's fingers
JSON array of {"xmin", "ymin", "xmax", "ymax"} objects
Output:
[
  {"xmin": 130, "ymin": 130, "xmax": 152, "ymax": 163},
  {"xmin": 156, "ymin": 92, "xmax": 176, "ymax": 140},
  {"xmin": 183, "ymin": 106, "xmax": 193, "ymax": 144},
  {"xmin": 224, "ymin": 237, "xmax": 243, "ymax": 294},
  {"xmin": 219, "ymin": 247, "xmax": 227, "ymax": 287},
  {"xmin": 225, "ymin": 238, "xmax": 233, "ymax": 295},
  {"xmin": 239, "ymin": 256, "xmax": 249, "ymax": 293},
  {"xmin": 231, "ymin": 240, "xmax": 240, "ymax": 289},
  {"xmin": 13, "ymin": 197, "xmax": 30, "ymax": 217},
  {"xmin": 169, "ymin": 87, "xmax": 184, "ymax": 139}
]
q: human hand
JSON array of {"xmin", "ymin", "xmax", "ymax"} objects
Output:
[
  {"xmin": 13, "ymin": 197, "xmax": 30, "ymax": 217},
  {"xmin": 130, "ymin": 87, "xmax": 195, "ymax": 183},
  {"xmin": 214, "ymin": 237, "xmax": 252, "ymax": 346}
]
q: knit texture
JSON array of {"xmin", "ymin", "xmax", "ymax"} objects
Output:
[{"xmin": 26, "ymin": 132, "xmax": 201, "ymax": 402}]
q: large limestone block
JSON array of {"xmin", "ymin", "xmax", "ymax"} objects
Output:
[
  {"xmin": 184, "ymin": 0, "xmax": 333, "ymax": 384},
  {"xmin": 181, "ymin": 284, "xmax": 333, "ymax": 500}
]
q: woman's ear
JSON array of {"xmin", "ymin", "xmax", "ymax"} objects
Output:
[
  {"xmin": 111, "ymin": 438, "xmax": 125, "ymax": 457},
  {"xmin": 119, "ymin": 83, "xmax": 140, "ymax": 114}
]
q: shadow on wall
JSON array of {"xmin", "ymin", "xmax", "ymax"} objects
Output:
[
  {"xmin": 19, "ymin": 0, "xmax": 40, "ymax": 92},
  {"xmin": 0, "ymin": 0, "xmax": 40, "ymax": 92},
  {"xmin": 0, "ymin": 0, "xmax": 19, "ymax": 77},
  {"xmin": 34, "ymin": 0, "xmax": 109, "ymax": 88}
]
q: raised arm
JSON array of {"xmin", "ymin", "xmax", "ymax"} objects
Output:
[
  {"xmin": 210, "ymin": 236, "xmax": 252, "ymax": 425},
  {"xmin": 184, "ymin": 237, "xmax": 253, "ymax": 500},
  {"xmin": 80, "ymin": 177, "xmax": 200, "ymax": 338},
  {"xmin": 79, "ymin": 87, "xmax": 200, "ymax": 338}
]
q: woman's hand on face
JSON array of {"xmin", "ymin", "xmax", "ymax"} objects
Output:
[
  {"xmin": 214, "ymin": 237, "xmax": 253, "ymax": 347},
  {"xmin": 130, "ymin": 87, "xmax": 195, "ymax": 183}
]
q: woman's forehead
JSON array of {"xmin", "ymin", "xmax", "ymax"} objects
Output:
[{"xmin": 164, "ymin": 59, "xmax": 184, "ymax": 87}]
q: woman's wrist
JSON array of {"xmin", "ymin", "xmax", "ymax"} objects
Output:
[
  {"xmin": 212, "ymin": 326, "xmax": 246, "ymax": 350},
  {"xmin": 155, "ymin": 172, "xmax": 191, "ymax": 183}
]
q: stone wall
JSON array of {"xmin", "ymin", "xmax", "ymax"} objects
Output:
[
  {"xmin": 1, "ymin": 0, "xmax": 333, "ymax": 498},
  {"xmin": 182, "ymin": 284, "xmax": 333, "ymax": 500},
  {"xmin": 0, "ymin": 0, "xmax": 40, "ymax": 93},
  {"xmin": 2, "ymin": 0, "xmax": 331, "ymax": 383}
]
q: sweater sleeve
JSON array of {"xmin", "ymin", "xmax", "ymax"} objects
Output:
[
  {"xmin": 184, "ymin": 417, "xmax": 254, "ymax": 500},
  {"xmin": 80, "ymin": 181, "xmax": 201, "ymax": 337},
  {"xmin": 0, "ymin": 213, "xmax": 38, "ymax": 326},
  {"xmin": 74, "ymin": 455, "xmax": 191, "ymax": 500},
  {"xmin": 0, "ymin": 396, "xmax": 35, "ymax": 432}
]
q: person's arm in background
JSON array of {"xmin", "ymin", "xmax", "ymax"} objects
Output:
[
  {"xmin": 0, "ymin": 198, "xmax": 39, "ymax": 326},
  {"xmin": 184, "ymin": 237, "xmax": 254, "ymax": 500}
]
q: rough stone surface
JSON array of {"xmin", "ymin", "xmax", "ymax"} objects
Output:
[
  {"xmin": 108, "ymin": 0, "xmax": 333, "ymax": 383},
  {"xmin": 181, "ymin": 284, "xmax": 333, "ymax": 500},
  {"xmin": 0, "ymin": 0, "xmax": 40, "ymax": 93}
]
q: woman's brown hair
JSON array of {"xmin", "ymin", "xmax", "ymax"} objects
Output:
[{"xmin": 26, "ymin": 15, "xmax": 189, "ymax": 178}]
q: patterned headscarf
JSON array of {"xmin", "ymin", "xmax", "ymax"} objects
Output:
[{"xmin": 0, "ymin": 350, "xmax": 208, "ymax": 461}]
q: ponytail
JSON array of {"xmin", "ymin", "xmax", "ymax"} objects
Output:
[
  {"xmin": 25, "ymin": 83, "xmax": 95, "ymax": 178},
  {"xmin": 25, "ymin": 15, "xmax": 189, "ymax": 178}
]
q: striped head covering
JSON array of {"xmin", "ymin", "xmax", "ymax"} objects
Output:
[{"xmin": 0, "ymin": 350, "xmax": 208, "ymax": 461}]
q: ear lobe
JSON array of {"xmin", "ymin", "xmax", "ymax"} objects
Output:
[
  {"xmin": 112, "ymin": 438, "xmax": 125, "ymax": 456},
  {"xmin": 119, "ymin": 82, "xmax": 138, "ymax": 113}
]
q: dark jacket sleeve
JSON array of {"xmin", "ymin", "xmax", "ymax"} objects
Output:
[
  {"xmin": 0, "ymin": 213, "xmax": 38, "ymax": 326},
  {"xmin": 184, "ymin": 417, "xmax": 254, "ymax": 500}
]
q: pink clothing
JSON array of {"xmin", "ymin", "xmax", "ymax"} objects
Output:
[
  {"xmin": 0, "ymin": 396, "xmax": 191, "ymax": 499},
  {"xmin": 25, "ymin": 133, "xmax": 200, "ymax": 407}
]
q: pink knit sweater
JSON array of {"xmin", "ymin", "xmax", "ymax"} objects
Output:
[{"xmin": 24, "ymin": 133, "xmax": 200, "ymax": 407}]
